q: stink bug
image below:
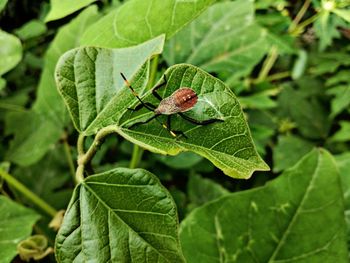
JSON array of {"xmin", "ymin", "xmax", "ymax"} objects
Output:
[{"xmin": 121, "ymin": 73, "xmax": 224, "ymax": 138}]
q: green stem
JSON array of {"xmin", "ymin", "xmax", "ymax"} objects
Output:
[
  {"xmin": 129, "ymin": 146, "xmax": 144, "ymax": 169},
  {"xmin": 0, "ymin": 169, "xmax": 57, "ymax": 217},
  {"xmin": 252, "ymin": 71, "xmax": 291, "ymax": 84},
  {"xmin": 129, "ymin": 55, "xmax": 160, "ymax": 169},
  {"xmin": 76, "ymin": 127, "xmax": 120, "ymax": 181},
  {"xmin": 288, "ymin": 0, "xmax": 312, "ymax": 33},
  {"xmin": 291, "ymin": 13, "xmax": 320, "ymax": 35},
  {"xmin": 62, "ymin": 133, "xmax": 76, "ymax": 183},
  {"xmin": 257, "ymin": 46, "xmax": 279, "ymax": 82}
]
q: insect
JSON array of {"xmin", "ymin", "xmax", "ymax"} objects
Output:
[{"xmin": 121, "ymin": 72, "xmax": 224, "ymax": 138}]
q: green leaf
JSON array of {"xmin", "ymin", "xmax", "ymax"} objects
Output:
[
  {"xmin": 0, "ymin": 0, "xmax": 7, "ymax": 13},
  {"xmin": 34, "ymin": 5, "xmax": 100, "ymax": 126},
  {"xmin": 330, "ymin": 121, "xmax": 350, "ymax": 142},
  {"xmin": 56, "ymin": 35, "xmax": 164, "ymax": 134},
  {"xmin": 273, "ymin": 135, "xmax": 314, "ymax": 173},
  {"xmin": 11, "ymin": 144, "xmax": 73, "ymax": 209},
  {"xmin": 81, "ymin": 0, "xmax": 215, "ymax": 48},
  {"xmin": 0, "ymin": 29, "xmax": 22, "ymax": 76},
  {"xmin": 277, "ymin": 85, "xmax": 331, "ymax": 139},
  {"xmin": 0, "ymin": 196, "xmax": 40, "ymax": 263},
  {"xmin": 187, "ymin": 174, "xmax": 229, "ymax": 211},
  {"xmin": 55, "ymin": 168, "xmax": 185, "ymax": 262},
  {"xmin": 5, "ymin": 111, "xmax": 62, "ymax": 166},
  {"xmin": 163, "ymin": 1, "xmax": 269, "ymax": 81},
  {"xmin": 155, "ymin": 152, "xmax": 203, "ymax": 169},
  {"xmin": 5, "ymin": 6, "xmax": 100, "ymax": 166},
  {"xmin": 17, "ymin": 235, "xmax": 53, "ymax": 261},
  {"xmin": 57, "ymin": 61, "xmax": 268, "ymax": 178},
  {"xmin": 45, "ymin": 0, "xmax": 97, "ymax": 22},
  {"xmin": 327, "ymin": 85, "xmax": 350, "ymax": 118},
  {"xmin": 14, "ymin": 19, "xmax": 47, "ymax": 40},
  {"xmin": 333, "ymin": 8, "xmax": 350, "ymax": 22},
  {"xmin": 180, "ymin": 149, "xmax": 348, "ymax": 262}
]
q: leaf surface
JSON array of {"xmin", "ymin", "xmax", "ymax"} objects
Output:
[
  {"xmin": 45, "ymin": 0, "xmax": 97, "ymax": 22},
  {"xmin": 55, "ymin": 168, "xmax": 185, "ymax": 263},
  {"xmin": 56, "ymin": 58, "xmax": 269, "ymax": 178},
  {"xmin": 0, "ymin": 196, "xmax": 40, "ymax": 263},
  {"xmin": 180, "ymin": 149, "xmax": 348, "ymax": 262},
  {"xmin": 0, "ymin": 29, "xmax": 22, "ymax": 76},
  {"xmin": 81, "ymin": 0, "xmax": 215, "ymax": 48},
  {"xmin": 55, "ymin": 35, "xmax": 164, "ymax": 134},
  {"xmin": 163, "ymin": 1, "xmax": 269, "ymax": 81}
]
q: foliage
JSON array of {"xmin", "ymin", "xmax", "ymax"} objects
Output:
[{"xmin": 0, "ymin": 0, "xmax": 350, "ymax": 262}]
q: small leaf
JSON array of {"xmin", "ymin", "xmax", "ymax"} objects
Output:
[
  {"xmin": 55, "ymin": 168, "xmax": 185, "ymax": 262},
  {"xmin": 14, "ymin": 19, "xmax": 47, "ymax": 40},
  {"xmin": 55, "ymin": 35, "xmax": 165, "ymax": 134},
  {"xmin": 291, "ymin": 49, "xmax": 308, "ymax": 79},
  {"xmin": 330, "ymin": 121, "xmax": 350, "ymax": 142},
  {"xmin": 327, "ymin": 85, "xmax": 350, "ymax": 118},
  {"xmin": 0, "ymin": 196, "xmax": 40, "ymax": 263},
  {"xmin": 45, "ymin": 0, "xmax": 97, "ymax": 22},
  {"xmin": 163, "ymin": 1, "xmax": 269, "ymax": 82},
  {"xmin": 81, "ymin": 0, "xmax": 215, "ymax": 48},
  {"xmin": 0, "ymin": 29, "xmax": 22, "ymax": 76},
  {"xmin": 180, "ymin": 149, "xmax": 348, "ymax": 262}
]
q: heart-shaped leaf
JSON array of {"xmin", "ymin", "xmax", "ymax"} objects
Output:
[
  {"xmin": 180, "ymin": 149, "xmax": 348, "ymax": 262},
  {"xmin": 117, "ymin": 64, "xmax": 269, "ymax": 179},
  {"xmin": 55, "ymin": 35, "xmax": 164, "ymax": 134},
  {"xmin": 81, "ymin": 0, "xmax": 215, "ymax": 48},
  {"xmin": 56, "ymin": 55, "xmax": 268, "ymax": 178},
  {"xmin": 55, "ymin": 168, "xmax": 185, "ymax": 262}
]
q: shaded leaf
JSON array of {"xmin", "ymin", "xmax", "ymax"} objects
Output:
[
  {"xmin": 156, "ymin": 152, "xmax": 203, "ymax": 169},
  {"xmin": 0, "ymin": 196, "xmax": 40, "ymax": 263},
  {"xmin": 0, "ymin": 29, "xmax": 22, "ymax": 76},
  {"xmin": 330, "ymin": 121, "xmax": 350, "ymax": 142},
  {"xmin": 14, "ymin": 19, "xmax": 47, "ymax": 40},
  {"xmin": 273, "ymin": 135, "xmax": 314, "ymax": 173},
  {"xmin": 11, "ymin": 144, "xmax": 72, "ymax": 209},
  {"xmin": 55, "ymin": 168, "xmax": 185, "ymax": 262},
  {"xmin": 81, "ymin": 0, "xmax": 215, "ymax": 48},
  {"xmin": 45, "ymin": 0, "xmax": 97, "ymax": 22},
  {"xmin": 163, "ymin": 1, "xmax": 269, "ymax": 82},
  {"xmin": 5, "ymin": 6, "xmax": 100, "ymax": 166},
  {"xmin": 187, "ymin": 174, "xmax": 229, "ymax": 211},
  {"xmin": 5, "ymin": 111, "xmax": 62, "ymax": 166},
  {"xmin": 180, "ymin": 149, "xmax": 348, "ymax": 262},
  {"xmin": 327, "ymin": 85, "xmax": 350, "ymax": 118}
]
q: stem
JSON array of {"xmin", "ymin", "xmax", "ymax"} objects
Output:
[
  {"xmin": 129, "ymin": 55, "xmax": 160, "ymax": 169},
  {"xmin": 76, "ymin": 127, "xmax": 119, "ymax": 181},
  {"xmin": 257, "ymin": 46, "xmax": 279, "ymax": 82},
  {"xmin": 291, "ymin": 13, "xmax": 320, "ymax": 35},
  {"xmin": 288, "ymin": 0, "xmax": 312, "ymax": 33},
  {"xmin": 129, "ymin": 146, "xmax": 144, "ymax": 169},
  {"xmin": 62, "ymin": 133, "xmax": 76, "ymax": 183},
  {"xmin": 252, "ymin": 71, "xmax": 291, "ymax": 84},
  {"xmin": 0, "ymin": 169, "xmax": 57, "ymax": 217}
]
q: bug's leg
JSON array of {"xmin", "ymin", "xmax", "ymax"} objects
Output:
[
  {"xmin": 152, "ymin": 75, "xmax": 168, "ymax": 101},
  {"xmin": 128, "ymin": 114, "xmax": 160, "ymax": 129},
  {"xmin": 121, "ymin": 72, "xmax": 155, "ymax": 111},
  {"xmin": 128, "ymin": 102, "xmax": 157, "ymax": 112},
  {"xmin": 178, "ymin": 113, "xmax": 224, "ymax": 125},
  {"xmin": 163, "ymin": 115, "xmax": 188, "ymax": 139}
]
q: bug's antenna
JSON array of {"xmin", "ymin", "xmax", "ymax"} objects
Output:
[{"xmin": 120, "ymin": 72, "xmax": 155, "ymax": 111}]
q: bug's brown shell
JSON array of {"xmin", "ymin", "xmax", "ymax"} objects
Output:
[{"xmin": 155, "ymin": 88, "xmax": 198, "ymax": 115}]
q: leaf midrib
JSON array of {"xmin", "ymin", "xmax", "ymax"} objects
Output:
[{"xmin": 81, "ymin": 182, "xmax": 174, "ymax": 263}]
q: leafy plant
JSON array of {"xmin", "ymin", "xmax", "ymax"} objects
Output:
[{"xmin": 1, "ymin": 0, "xmax": 350, "ymax": 262}]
